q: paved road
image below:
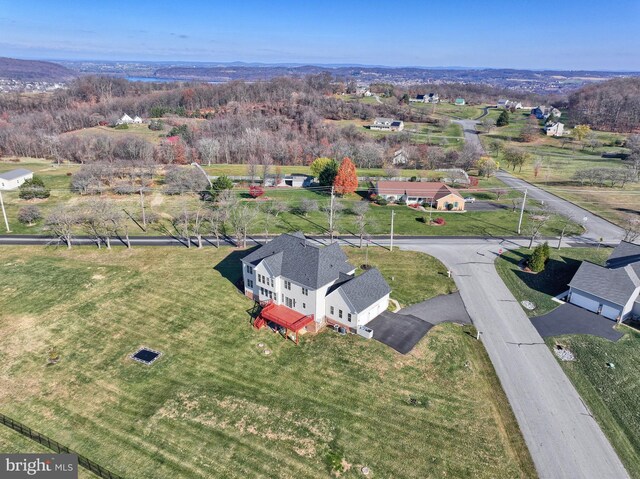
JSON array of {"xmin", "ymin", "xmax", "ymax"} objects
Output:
[
  {"xmin": 401, "ymin": 239, "xmax": 629, "ymax": 479},
  {"xmin": 495, "ymin": 170, "xmax": 625, "ymax": 242},
  {"xmin": 454, "ymin": 119, "xmax": 625, "ymax": 242}
]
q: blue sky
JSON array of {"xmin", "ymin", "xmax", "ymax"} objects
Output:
[{"xmin": 0, "ymin": 0, "xmax": 639, "ymax": 70}]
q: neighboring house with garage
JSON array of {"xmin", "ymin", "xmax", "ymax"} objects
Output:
[
  {"xmin": 0, "ymin": 168, "xmax": 33, "ymax": 190},
  {"xmin": 242, "ymin": 232, "xmax": 391, "ymax": 340},
  {"xmin": 544, "ymin": 122, "xmax": 564, "ymax": 137},
  {"xmin": 567, "ymin": 241, "xmax": 640, "ymax": 321},
  {"xmin": 374, "ymin": 180, "xmax": 465, "ymax": 211},
  {"xmin": 370, "ymin": 117, "xmax": 404, "ymax": 131}
]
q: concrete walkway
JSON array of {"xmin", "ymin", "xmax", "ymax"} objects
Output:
[{"xmin": 402, "ymin": 240, "xmax": 629, "ymax": 479}]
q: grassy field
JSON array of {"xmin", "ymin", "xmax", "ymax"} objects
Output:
[
  {"xmin": 62, "ymin": 124, "xmax": 167, "ymax": 144},
  {"xmin": 547, "ymin": 330, "xmax": 640, "ymax": 478},
  {"xmin": 0, "ymin": 246, "xmax": 535, "ymax": 478},
  {"xmin": 478, "ymin": 112, "xmax": 637, "ymax": 226},
  {"xmin": 411, "ymin": 102, "xmax": 485, "ymax": 121},
  {"xmin": 0, "ymin": 158, "xmax": 584, "ymax": 239},
  {"xmin": 494, "ymin": 246, "xmax": 610, "ymax": 316}
]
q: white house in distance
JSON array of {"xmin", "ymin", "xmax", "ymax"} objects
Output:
[
  {"xmin": 370, "ymin": 117, "xmax": 404, "ymax": 131},
  {"xmin": 0, "ymin": 169, "xmax": 33, "ymax": 190},
  {"xmin": 242, "ymin": 232, "xmax": 391, "ymax": 342},
  {"xmin": 116, "ymin": 114, "xmax": 143, "ymax": 125},
  {"xmin": 567, "ymin": 241, "xmax": 640, "ymax": 321},
  {"xmin": 374, "ymin": 180, "xmax": 466, "ymax": 211},
  {"xmin": 545, "ymin": 122, "xmax": 564, "ymax": 136},
  {"xmin": 497, "ymin": 99, "xmax": 522, "ymax": 109}
]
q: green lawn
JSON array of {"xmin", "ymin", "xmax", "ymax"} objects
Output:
[
  {"xmin": 494, "ymin": 246, "xmax": 610, "ymax": 316},
  {"xmin": 62, "ymin": 124, "xmax": 167, "ymax": 144},
  {"xmin": 546, "ymin": 330, "xmax": 640, "ymax": 478},
  {"xmin": 0, "ymin": 246, "xmax": 535, "ymax": 478}
]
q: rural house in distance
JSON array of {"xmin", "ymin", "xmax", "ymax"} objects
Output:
[
  {"xmin": 0, "ymin": 168, "xmax": 33, "ymax": 190},
  {"xmin": 374, "ymin": 180, "xmax": 466, "ymax": 210},
  {"xmin": 370, "ymin": 117, "xmax": 404, "ymax": 131},
  {"xmin": 242, "ymin": 232, "xmax": 391, "ymax": 342}
]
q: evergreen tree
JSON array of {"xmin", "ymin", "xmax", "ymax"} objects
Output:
[
  {"xmin": 529, "ymin": 245, "xmax": 546, "ymax": 272},
  {"xmin": 541, "ymin": 241, "xmax": 550, "ymax": 261},
  {"xmin": 318, "ymin": 159, "xmax": 339, "ymax": 187},
  {"xmin": 19, "ymin": 177, "xmax": 50, "ymax": 200},
  {"xmin": 333, "ymin": 157, "xmax": 358, "ymax": 195},
  {"xmin": 496, "ymin": 110, "xmax": 510, "ymax": 127}
]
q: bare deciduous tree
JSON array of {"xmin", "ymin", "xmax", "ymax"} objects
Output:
[
  {"xmin": 230, "ymin": 203, "xmax": 259, "ymax": 248},
  {"xmin": 45, "ymin": 206, "xmax": 79, "ymax": 249}
]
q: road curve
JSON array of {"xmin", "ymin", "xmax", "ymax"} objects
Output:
[
  {"xmin": 403, "ymin": 239, "xmax": 629, "ymax": 479},
  {"xmin": 454, "ymin": 119, "xmax": 625, "ymax": 242}
]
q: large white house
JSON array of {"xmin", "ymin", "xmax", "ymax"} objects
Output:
[
  {"xmin": 242, "ymin": 232, "xmax": 391, "ymax": 339},
  {"xmin": 0, "ymin": 169, "xmax": 33, "ymax": 190},
  {"xmin": 370, "ymin": 117, "xmax": 404, "ymax": 131},
  {"xmin": 567, "ymin": 241, "xmax": 640, "ymax": 321}
]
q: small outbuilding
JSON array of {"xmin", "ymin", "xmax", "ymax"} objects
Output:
[{"xmin": 0, "ymin": 169, "xmax": 33, "ymax": 190}]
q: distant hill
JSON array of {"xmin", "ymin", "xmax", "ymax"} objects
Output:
[{"xmin": 0, "ymin": 57, "xmax": 77, "ymax": 82}]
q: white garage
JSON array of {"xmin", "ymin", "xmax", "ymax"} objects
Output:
[
  {"xmin": 601, "ymin": 304, "xmax": 621, "ymax": 321},
  {"xmin": 569, "ymin": 292, "xmax": 600, "ymax": 313},
  {"xmin": 0, "ymin": 168, "xmax": 33, "ymax": 191}
]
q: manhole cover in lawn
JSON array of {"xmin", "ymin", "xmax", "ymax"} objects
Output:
[{"xmin": 521, "ymin": 300, "xmax": 536, "ymax": 310}]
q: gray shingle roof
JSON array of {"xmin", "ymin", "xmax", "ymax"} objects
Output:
[
  {"xmin": 242, "ymin": 232, "xmax": 354, "ymax": 289},
  {"xmin": 332, "ymin": 268, "xmax": 391, "ymax": 313},
  {"xmin": 569, "ymin": 262, "xmax": 639, "ymax": 307},
  {"xmin": 0, "ymin": 169, "xmax": 32, "ymax": 181},
  {"xmin": 606, "ymin": 241, "xmax": 640, "ymax": 268}
]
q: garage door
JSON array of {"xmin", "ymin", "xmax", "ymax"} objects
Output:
[
  {"xmin": 570, "ymin": 293, "xmax": 600, "ymax": 313},
  {"xmin": 601, "ymin": 304, "xmax": 621, "ymax": 320}
]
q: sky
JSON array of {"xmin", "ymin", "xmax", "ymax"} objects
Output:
[{"xmin": 0, "ymin": 0, "xmax": 639, "ymax": 70}]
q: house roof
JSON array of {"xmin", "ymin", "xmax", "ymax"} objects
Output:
[
  {"xmin": 374, "ymin": 117, "xmax": 393, "ymax": 124},
  {"xmin": 375, "ymin": 181, "xmax": 462, "ymax": 200},
  {"xmin": 606, "ymin": 241, "xmax": 640, "ymax": 268},
  {"xmin": 242, "ymin": 232, "xmax": 354, "ymax": 289},
  {"xmin": 416, "ymin": 94, "xmax": 425, "ymax": 100},
  {"xmin": 331, "ymin": 268, "xmax": 391, "ymax": 313},
  {"xmin": 391, "ymin": 121, "xmax": 403, "ymax": 127},
  {"xmin": 0, "ymin": 169, "xmax": 32, "ymax": 181},
  {"xmin": 569, "ymin": 261, "xmax": 640, "ymax": 307}
]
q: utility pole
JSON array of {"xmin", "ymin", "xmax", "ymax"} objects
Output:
[
  {"xmin": 390, "ymin": 209, "xmax": 395, "ymax": 251},
  {"xmin": 0, "ymin": 190, "xmax": 10, "ymax": 233},
  {"xmin": 329, "ymin": 186, "xmax": 335, "ymax": 242},
  {"xmin": 139, "ymin": 187, "xmax": 147, "ymax": 231},
  {"xmin": 517, "ymin": 188, "xmax": 527, "ymax": 235}
]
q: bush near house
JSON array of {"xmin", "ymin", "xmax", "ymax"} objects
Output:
[
  {"xmin": 433, "ymin": 217, "xmax": 446, "ymax": 225},
  {"xmin": 18, "ymin": 177, "xmax": 50, "ymax": 200}
]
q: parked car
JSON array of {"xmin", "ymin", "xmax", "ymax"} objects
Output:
[{"xmin": 464, "ymin": 197, "xmax": 476, "ymax": 203}]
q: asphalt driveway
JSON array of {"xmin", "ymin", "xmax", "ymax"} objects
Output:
[
  {"xmin": 531, "ymin": 303, "xmax": 623, "ymax": 341},
  {"xmin": 367, "ymin": 311, "xmax": 434, "ymax": 354},
  {"xmin": 368, "ymin": 292, "xmax": 472, "ymax": 354},
  {"xmin": 465, "ymin": 201, "xmax": 507, "ymax": 212}
]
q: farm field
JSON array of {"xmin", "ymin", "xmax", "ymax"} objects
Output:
[
  {"xmin": 546, "ymin": 330, "xmax": 640, "ymax": 478},
  {"xmin": 478, "ymin": 111, "xmax": 636, "ymax": 226},
  {"xmin": 0, "ymin": 158, "xmax": 584, "ymax": 238},
  {"xmin": 62, "ymin": 123, "xmax": 167, "ymax": 144},
  {"xmin": 0, "ymin": 246, "xmax": 535, "ymax": 478}
]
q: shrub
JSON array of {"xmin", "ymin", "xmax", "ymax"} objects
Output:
[
  {"xmin": 17, "ymin": 205, "xmax": 42, "ymax": 225},
  {"xmin": 418, "ymin": 216, "xmax": 428, "ymax": 223},
  {"xmin": 249, "ymin": 185, "xmax": 264, "ymax": 198},
  {"xmin": 541, "ymin": 241, "xmax": 550, "ymax": 261},
  {"xmin": 114, "ymin": 123, "xmax": 129, "ymax": 130},
  {"xmin": 369, "ymin": 193, "xmax": 378, "ymax": 201},
  {"xmin": 529, "ymin": 245, "xmax": 546, "ymax": 272},
  {"xmin": 433, "ymin": 217, "xmax": 446, "ymax": 225},
  {"xmin": 148, "ymin": 119, "xmax": 164, "ymax": 131},
  {"xmin": 19, "ymin": 177, "xmax": 50, "ymax": 200},
  {"xmin": 375, "ymin": 197, "xmax": 388, "ymax": 206}
]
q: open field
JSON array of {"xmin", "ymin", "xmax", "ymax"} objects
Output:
[
  {"xmin": 62, "ymin": 124, "xmax": 167, "ymax": 144},
  {"xmin": 0, "ymin": 158, "xmax": 584, "ymax": 238},
  {"xmin": 0, "ymin": 246, "xmax": 535, "ymax": 478},
  {"xmin": 547, "ymin": 329, "xmax": 640, "ymax": 478},
  {"xmin": 495, "ymin": 247, "xmax": 610, "ymax": 316},
  {"xmin": 478, "ymin": 113, "xmax": 637, "ymax": 226},
  {"xmin": 410, "ymin": 102, "xmax": 485, "ymax": 120}
]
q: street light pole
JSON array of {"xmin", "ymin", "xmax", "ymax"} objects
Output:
[
  {"xmin": 517, "ymin": 188, "xmax": 527, "ymax": 235},
  {"xmin": 329, "ymin": 186, "xmax": 335, "ymax": 243},
  {"xmin": 390, "ymin": 209, "xmax": 395, "ymax": 251},
  {"xmin": 0, "ymin": 190, "xmax": 11, "ymax": 233}
]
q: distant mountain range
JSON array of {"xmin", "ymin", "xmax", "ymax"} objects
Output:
[{"xmin": 0, "ymin": 57, "xmax": 77, "ymax": 82}]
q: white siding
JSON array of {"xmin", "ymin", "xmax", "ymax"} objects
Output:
[
  {"xmin": 601, "ymin": 304, "xmax": 621, "ymax": 320},
  {"xmin": 0, "ymin": 173, "xmax": 33, "ymax": 191},
  {"xmin": 569, "ymin": 291, "xmax": 600, "ymax": 312},
  {"xmin": 325, "ymin": 289, "xmax": 389, "ymax": 328}
]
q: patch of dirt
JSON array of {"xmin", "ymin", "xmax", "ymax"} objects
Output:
[{"xmin": 91, "ymin": 274, "xmax": 105, "ymax": 280}]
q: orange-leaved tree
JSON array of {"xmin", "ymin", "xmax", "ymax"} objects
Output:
[{"xmin": 334, "ymin": 157, "xmax": 358, "ymax": 195}]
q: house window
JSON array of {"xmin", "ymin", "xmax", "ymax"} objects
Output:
[
  {"xmin": 339, "ymin": 309, "xmax": 343, "ymax": 319},
  {"xmin": 260, "ymin": 287, "xmax": 264, "ymax": 295},
  {"xmin": 269, "ymin": 291, "xmax": 273, "ymax": 299},
  {"xmin": 246, "ymin": 265, "xmax": 253, "ymax": 274},
  {"xmin": 270, "ymin": 277, "xmax": 274, "ymax": 287},
  {"xmin": 302, "ymin": 303, "xmax": 306, "ymax": 309},
  {"xmin": 347, "ymin": 313, "xmax": 352, "ymax": 322},
  {"xmin": 330, "ymin": 306, "xmax": 334, "ymax": 315},
  {"xmin": 247, "ymin": 279, "xmax": 253, "ymax": 288},
  {"xmin": 284, "ymin": 280, "xmax": 291, "ymax": 290},
  {"xmin": 302, "ymin": 287, "xmax": 308, "ymax": 296}
]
